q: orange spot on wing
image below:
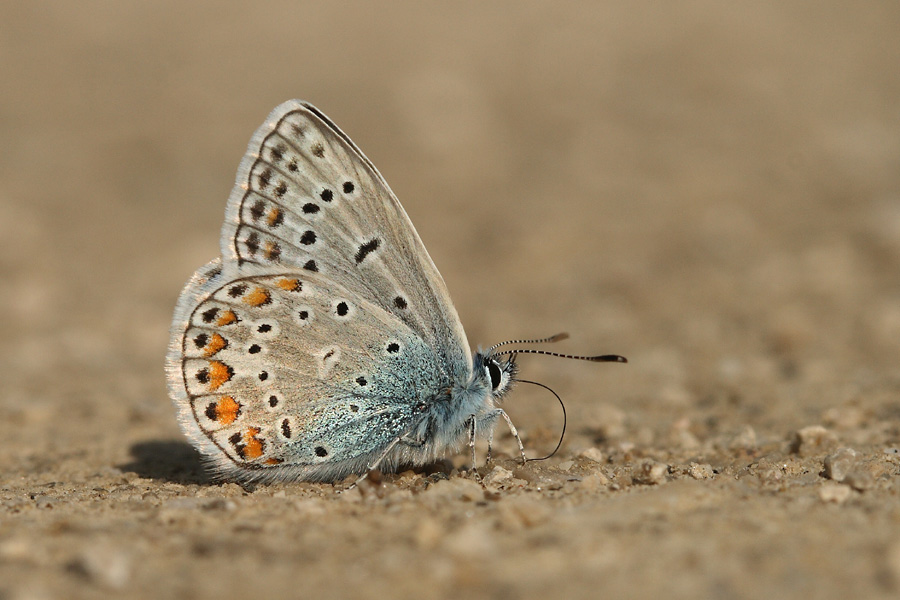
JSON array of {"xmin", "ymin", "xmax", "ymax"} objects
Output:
[
  {"xmin": 267, "ymin": 207, "xmax": 282, "ymax": 227},
  {"xmin": 207, "ymin": 361, "xmax": 233, "ymax": 390},
  {"xmin": 202, "ymin": 333, "xmax": 227, "ymax": 357},
  {"xmin": 242, "ymin": 427, "xmax": 264, "ymax": 459},
  {"xmin": 264, "ymin": 241, "xmax": 280, "ymax": 261},
  {"xmin": 276, "ymin": 278, "xmax": 301, "ymax": 292},
  {"xmin": 244, "ymin": 287, "xmax": 271, "ymax": 307},
  {"xmin": 215, "ymin": 396, "xmax": 241, "ymax": 425},
  {"xmin": 265, "ymin": 457, "xmax": 284, "ymax": 465},
  {"xmin": 216, "ymin": 309, "xmax": 238, "ymax": 326}
]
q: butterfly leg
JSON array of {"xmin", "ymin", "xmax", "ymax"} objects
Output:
[
  {"xmin": 486, "ymin": 427, "xmax": 494, "ymax": 464},
  {"xmin": 482, "ymin": 408, "xmax": 527, "ymax": 466},
  {"xmin": 465, "ymin": 416, "xmax": 483, "ymax": 481}
]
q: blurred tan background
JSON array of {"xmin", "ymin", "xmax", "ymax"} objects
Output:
[{"xmin": 2, "ymin": 2, "xmax": 900, "ymax": 599}]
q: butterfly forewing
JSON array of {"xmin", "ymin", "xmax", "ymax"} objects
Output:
[{"xmin": 221, "ymin": 101, "xmax": 469, "ymax": 378}]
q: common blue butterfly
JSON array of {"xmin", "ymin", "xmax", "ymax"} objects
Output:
[{"xmin": 166, "ymin": 101, "xmax": 625, "ymax": 483}]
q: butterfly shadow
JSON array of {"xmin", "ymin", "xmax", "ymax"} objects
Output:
[{"xmin": 118, "ymin": 440, "xmax": 213, "ymax": 485}]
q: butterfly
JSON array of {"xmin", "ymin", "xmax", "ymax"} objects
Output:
[{"xmin": 166, "ymin": 100, "xmax": 626, "ymax": 483}]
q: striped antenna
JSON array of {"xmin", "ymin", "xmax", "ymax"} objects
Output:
[
  {"xmin": 493, "ymin": 349, "xmax": 627, "ymax": 363},
  {"xmin": 486, "ymin": 332, "xmax": 569, "ymax": 355}
]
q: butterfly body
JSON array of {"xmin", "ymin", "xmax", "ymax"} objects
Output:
[{"xmin": 167, "ymin": 101, "xmax": 521, "ymax": 483}]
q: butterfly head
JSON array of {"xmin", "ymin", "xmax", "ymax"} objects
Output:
[
  {"xmin": 473, "ymin": 352, "xmax": 519, "ymax": 400},
  {"xmin": 479, "ymin": 333, "xmax": 628, "ymax": 402},
  {"xmin": 473, "ymin": 334, "xmax": 627, "ymax": 461}
]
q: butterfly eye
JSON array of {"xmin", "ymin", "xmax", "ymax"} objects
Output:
[{"xmin": 487, "ymin": 360, "xmax": 502, "ymax": 390}]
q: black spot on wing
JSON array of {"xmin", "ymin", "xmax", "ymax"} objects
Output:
[
  {"xmin": 271, "ymin": 144, "xmax": 287, "ymax": 163},
  {"xmin": 245, "ymin": 232, "xmax": 260, "ymax": 256},
  {"xmin": 354, "ymin": 238, "xmax": 380, "ymax": 264},
  {"xmin": 258, "ymin": 168, "xmax": 272, "ymax": 189},
  {"xmin": 250, "ymin": 200, "xmax": 265, "ymax": 221}
]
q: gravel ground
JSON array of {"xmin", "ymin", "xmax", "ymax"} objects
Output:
[{"xmin": 2, "ymin": 3, "xmax": 900, "ymax": 599}]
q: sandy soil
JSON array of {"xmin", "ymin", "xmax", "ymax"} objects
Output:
[{"xmin": 2, "ymin": 2, "xmax": 900, "ymax": 599}]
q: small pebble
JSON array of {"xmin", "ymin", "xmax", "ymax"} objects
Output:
[
  {"xmin": 669, "ymin": 425, "xmax": 701, "ymax": 450},
  {"xmin": 789, "ymin": 425, "xmax": 837, "ymax": 456},
  {"xmin": 634, "ymin": 461, "xmax": 668, "ymax": 485},
  {"xmin": 823, "ymin": 448, "xmax": 858, "ymax": 482},
  {"xmin": 33, "ymin": 495, "xmax": 55, "ymax": 509},
  {"xmin": 482, "ymin": 466, "xmax": 514, "ymax": 488},
  {"xmin": 729, "ymin": 425, "xmax": 757, "ymax": 450},
  {"xmin": 579, "ymin": 472, "xmax": 610, "ymax": 490},
  {"xmin": 818, "ymin": 482, "xmax": 851, "ymax": 504},
  {"xmin": 844, "ymin": 468, "xmax": 875, "ymax": 492},
  {"xmin": 688, "ymin": 463, "xmax": 715, "ymax": 480},
  {"xmin": 579, "ymin": 447, "xmax": 605, "ymax": 464}
]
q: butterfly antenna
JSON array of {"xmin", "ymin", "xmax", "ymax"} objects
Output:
[
  {"xmin": 494, "ymin": 349, "xmax": 628, "ymax": 363},
  {"xmin": 517, "ymin": 378, "xmax": 566, "ymax": 461},
  {"xmin": 487, "ymin": 332, "xmax": 569, "ymax": 355}
]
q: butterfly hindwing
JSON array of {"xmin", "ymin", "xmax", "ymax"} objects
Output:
[{"xmin": 168, "ymin": 261, "xmax": 449, "ymax": 482}]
